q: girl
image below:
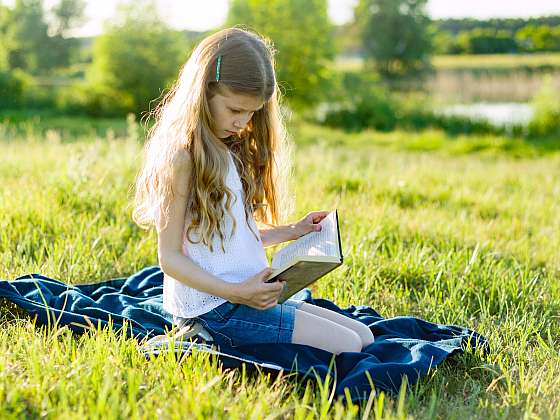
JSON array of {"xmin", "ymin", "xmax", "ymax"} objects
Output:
[{"xmin": 133, "ymin": 27, "xmax": 374, "ymax": 354}]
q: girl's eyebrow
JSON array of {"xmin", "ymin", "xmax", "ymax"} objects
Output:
[{"xmin": 230, "ymin": 104, "xmax": 264, "ymax": 112}]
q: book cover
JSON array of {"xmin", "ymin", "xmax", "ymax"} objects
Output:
[{"xmin": 265, "ymin": 210, "xmax": 343, "ymax": 303}]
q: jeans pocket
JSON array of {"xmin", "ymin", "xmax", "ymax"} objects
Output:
[
  {"xmin": 212, "ymin": 302, "xmax": 239, "ymax": 321},
  {"xmin": 195, "ymin": 317, "xmax": 234, "ymax": 348}
]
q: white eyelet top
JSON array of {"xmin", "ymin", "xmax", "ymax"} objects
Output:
[{"xmin": 162, "ymin": 151, "xmax": 269, "ymax": 318}]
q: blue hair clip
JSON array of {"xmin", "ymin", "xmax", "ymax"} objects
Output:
[{"xmin": 216, "ymin": 55, "xmax": 222, "ymax": 82}]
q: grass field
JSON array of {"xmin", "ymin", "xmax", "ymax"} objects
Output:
[
  {"xmin": 1, "ymin": 116, "xmax": 559, "ymax": 418},
  {"xmin": 334, "ymin": 53, "xmax": 560, "ymax": 103},
  {"xmin": 334, "ymin": 53, "xmax": 560, "ymax": 73}
]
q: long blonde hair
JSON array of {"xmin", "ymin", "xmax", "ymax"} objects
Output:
[{"xmin": 133, "ymin": 27, "xmax": 293, "ymax": 252}]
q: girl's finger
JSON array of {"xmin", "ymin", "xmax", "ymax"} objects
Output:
[
  {"xmin": 264, "ymin": 281, "xmax": 282, "ymax": 291},
  {"xmin": 313, "ymin": 211, "xmax": 329, "ymax": 221}
]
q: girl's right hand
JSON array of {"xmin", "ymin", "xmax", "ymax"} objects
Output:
[{"xmin": 232, "ymin": 268, "xmax": 285, "ymax": 310}]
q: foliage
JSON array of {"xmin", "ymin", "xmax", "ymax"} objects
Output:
[
  {"xmin": 316, "ymin": 71, "xmax": 498, "ymax": 135},
  {"xmin": 0, "ymin": 69, "xmax": 35, "ymax": 109},
  {"xmin": 0, "ymin": 0, "xmax": 85, "ymax": 73},
  {"xmin": 354, "ymin": 0, "xmax": 433, "ymax": 80},
  {"xmin": 84, "ymin": 1, "xmax": 188, "ymax": 115},
  {"xmin": 0, "ymin": 5, "xmax": 10, "ymax": 70},
  {"xmin": 2, "ymin": 0, "xmax": 50, "ymax": 73},
  {"xmin": 44, "ymin": 0, "xmax": 87, "ymax": 69},
  {"xmin": 456, "ymin": 29, "xmax": 518, "ymax": 54},
  {"xmin": 318, "ymin": 72, "xmax": 399, "ymax": 131},
  {"xmin": 516, "ymin": 25, "xmax": 560, "ymax": 52},
  {"xmin": 433, "ymin": 19, "xmax": 560, "ymax": 55},
  {"xmin": 528, "ymin": 77, "xmax": 560, "ymax": 137},
  {"xmin": 56, "ymin": 82, "xmax": 135, "ymax": 117},
  {"xmin": 48, "ymin": 0, "xmax": 86, "ymax": 37},
  {"xmin": 436, "ymin": 16, "xmax": 560, "ymax": 37},
  {"xmin": 227, "ymin": 0, "xmax": 336, "ymax": 111}
]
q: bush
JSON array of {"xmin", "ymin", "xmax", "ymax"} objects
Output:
[
  {"xmin": 56, "ymin": 82, "xmax": 135, "ymax": 117},
  {"xmin": 85, "ymin": 3, "xmax": 188, "ymax": 115},
  {"xmin": 528, "ymin": 77, "xmax": 560, "ymax": 137},
  {"xmin": 318, "ymin": 72, "xmax": 398, "ymax": 131},
  {"xmin": 0, "ymin": 69, "xmax": 34, "ymax": 109},
  {"xmin": 317, "ymin": 71, "xmax": 499, "ymax": 135}
]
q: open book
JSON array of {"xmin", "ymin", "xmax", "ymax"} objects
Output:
[{"xmin": 265, "ymin": 210, "xmax": 343, "ymax": 303}]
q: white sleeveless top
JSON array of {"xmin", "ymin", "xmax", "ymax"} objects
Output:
[{"xmin": 162, "ymin": 151, "xmax": 269, "ymax": 318}]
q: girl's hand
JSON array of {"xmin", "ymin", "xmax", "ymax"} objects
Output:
[
  {"xmin": 292, "ymin": 210, "xmax": 330, "ymax": 239},
  {"xmin": 231, "ymin": 268, "xmax": 286, "ymax": 310}
]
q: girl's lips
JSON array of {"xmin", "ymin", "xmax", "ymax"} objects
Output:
[{"xmin": 226, "ymin": 130, "xmax": 238, "ymax": 136}]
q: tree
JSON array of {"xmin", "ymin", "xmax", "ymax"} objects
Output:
[
  {"xmin": 44, "ymin": 0, "xmax": 86, "ymax": 69},
  {"xmin": 457, "ymin": 29, "xmax": 517, "ymax": 54},
  {"xmin": 0, "ymin": 4, "xmax": 11, "ymax": 70},
  {"xmin": 48, "ymin": 0, "xmax": 86, "ymax": 37},
  {"xmin": 516, "ymin": 25, "xmax": 560, "ymax": 52},
  {"xmin": 3, "ymin": 0, "xmax": 50, "ymax": 73},
  {"xmin": 355, "ymin": 0, "xmax": 433, "ymax": 80},
  {"xmin": 1, "ymin": 0, "xmax": 86, "ymax": 72},
  {"xmin": 85, "ymin": 1, "xmax": 188, "ymax": 114},
  {"xmin": 227, "ymin": 0, "xmax": 336, "ymax": 110}
]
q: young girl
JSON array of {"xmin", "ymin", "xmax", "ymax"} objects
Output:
[{"xmin": 133, "ymin": 27, "xmax": 374, "ymax": 354}]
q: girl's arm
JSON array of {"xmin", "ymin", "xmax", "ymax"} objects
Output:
[
  {"xmin": 157, "ymin": 151, "xmax": 241, "ymax": 303},
  {"xmin": 258, "ymin": 223, "xmax": 299, "ymax": 247},
  {"xmin": 160, "ymin": 248, "xmax": 242, "ymax": 302},
  {"xmin": 258, "ymin": 211, "xmax": 329, "ymax": 247}
]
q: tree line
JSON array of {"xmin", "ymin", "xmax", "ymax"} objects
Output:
[
  {"xmin": 434, "ymin": 18, "xmax": 560, "ymax": 54},
  {"xmin": 1, "ymin": 0, "xmax": 558, "ymax": 117}
]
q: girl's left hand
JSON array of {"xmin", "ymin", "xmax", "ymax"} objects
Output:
[{"xmin": 292, "ymin": 210, "xmax": 330, "ymax": 239}]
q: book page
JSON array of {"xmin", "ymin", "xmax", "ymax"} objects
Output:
[{"xmin": 271, "ymin": 211, "xmax": 340, "ymax": 269}]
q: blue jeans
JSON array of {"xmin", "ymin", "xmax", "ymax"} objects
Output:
[{"xmin": 173, "ymin": 299, "xmax": 304, "ymax": 348}]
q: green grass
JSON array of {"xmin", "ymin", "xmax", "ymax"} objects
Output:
[
  {"xmin": 1, "ymin": 116, "xmax": 560, "ymax": 418},
  {"xmin": 433, "ymin": 53, "xmax": 560, "ymax": 71},
  {"xmin": 335, "ymin": 52, "xmax": 560, "ymax": 73}
]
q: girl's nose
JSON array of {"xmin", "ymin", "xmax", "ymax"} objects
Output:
[{"xmin": 235, "ymin": 114, "xmax": 252, "ymax": 129}]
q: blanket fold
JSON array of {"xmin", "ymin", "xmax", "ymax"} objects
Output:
[{"xmin": 0, "ymin": 266, "xmax": 487, "ymax": 402}]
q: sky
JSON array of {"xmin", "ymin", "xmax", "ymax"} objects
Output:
[{"xmin": 3, "ymin": 0, "xmax": 560, "ymax": 37}]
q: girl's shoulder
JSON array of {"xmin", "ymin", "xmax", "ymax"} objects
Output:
[
  {"xmin": 170, "ymin": 147, "xmax": 192, "ymax": 174},
  {"xmin": 168, "ymin": 148, "xmax": 192, "ymax": 192}
]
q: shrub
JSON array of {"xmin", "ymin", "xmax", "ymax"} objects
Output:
[
  {"xmin": 528, "ymin": 77, "xmax": 560, "ymax": 137},
  {"xmin": 317, "ymin": 71, "xmax": 498, "ymax": 135},
  {"xmin": 0, "ymin": 69, "xmax": 34, "ymax": 109},
  {"xmin": 318, "ymin": 71, "xmax": 398, "ymax": 131},
  {"xmin": 56, "ymin": 82, "xmax": 134, "ymax": 117}
]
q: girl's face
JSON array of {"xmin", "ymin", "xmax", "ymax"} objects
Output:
[{"xmin": 208, "ymin": 87, "xmax": 265, "ymax": 139}]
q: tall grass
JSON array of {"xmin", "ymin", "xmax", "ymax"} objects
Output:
[
  {"xmin": 1, "ymin": 117, "xmax": 559, "ymax": 418},
  {"xmin": 334, "ymin": 53, "xmax": 560, "ymax": 103},
  {"xmin": 335, "ymin": 53, "xmax": 560, "ymax": 73}
]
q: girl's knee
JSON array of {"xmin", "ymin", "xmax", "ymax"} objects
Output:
[
  {"xmin": 357, "ymin": 323, "xmax": 375, "ymax": 348},
  {"xmin": 337, "ymin": 328, "xmax": 362, "ymax": 353}
]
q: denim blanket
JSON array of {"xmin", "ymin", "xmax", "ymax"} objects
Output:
[{"xmin": 0, "ymin": 266, "xmax": 487, "ymax": 402}]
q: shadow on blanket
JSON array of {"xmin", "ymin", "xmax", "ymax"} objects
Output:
[{"xmin": 0, "ymin": 266, "xmax": 488, "ymax": 402}]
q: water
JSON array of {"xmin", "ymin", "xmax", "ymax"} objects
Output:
[{"xmin": 439, "ymin": 102, "xmax": 534, "ymax": 127}]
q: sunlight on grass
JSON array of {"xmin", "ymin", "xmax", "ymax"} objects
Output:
[{"xmin": 1, "ymin": 118, "xmax": 559, "ymax": 418}]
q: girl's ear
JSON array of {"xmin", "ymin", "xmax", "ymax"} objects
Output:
[
  {"xmin": 205, "ymin": 87, "xmax": 213, "ymax": 101},
  {"xmin": 206, "ymin": 81, "xmax": 220, "ymax": 100}
]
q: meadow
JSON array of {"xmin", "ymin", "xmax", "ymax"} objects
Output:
[
  {"xmin": 335, "ymin": 53, "xmax": 560, "ymax": 103},
  {"xmin": 1, "ymin": 115, "xmax": 559, "ymax": 418},
  {"xmin": 335, "ymin": 53, "xmax": 560, "ymax": 73}
]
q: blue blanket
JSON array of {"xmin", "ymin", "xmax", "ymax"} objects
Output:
[{"xmin": 0, "ymin": 266, "xmax": 487, "ymax": 402}]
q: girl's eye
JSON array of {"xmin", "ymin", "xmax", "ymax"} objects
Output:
[{"xmin": 230, "ymin": 109, "xmax": 254, "ymax": 117}]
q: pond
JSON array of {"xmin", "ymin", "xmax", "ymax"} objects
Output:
[{"xmin": 439, "ymin": 102, "xmax": 534, "ymax": 127}]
